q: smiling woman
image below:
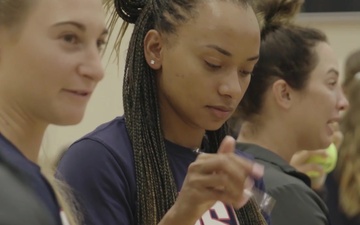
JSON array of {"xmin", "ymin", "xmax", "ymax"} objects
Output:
[{"xmin": 0, "ymin": 0, "xmax": 107, "ymax": 224}]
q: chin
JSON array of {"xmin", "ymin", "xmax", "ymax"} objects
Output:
[
  {"xmin": 204, "ymin": 122, "xmax": 226, "ymax": 131},
  {"xmin": 322, "ymin": 138, "xmax": 333, "ymax": 149},
  {"xmin": 53, "ymin": 112, "xmax": 85, "ymax": 126},
  {"xmin": 313, "ymin": 136, "xmax": 332, "ymax": 150}
]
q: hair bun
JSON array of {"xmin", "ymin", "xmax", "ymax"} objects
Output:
[
  {"xmin": 114, "ymin": 0, "xmax": 148, "ymax": 24},
  {"xmin": 254, "ymin": 0, "xmax": 304, "ymax": 29}
]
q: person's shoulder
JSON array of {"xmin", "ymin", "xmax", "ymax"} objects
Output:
[
  {"xmin": 263, "ymin": 165, "xmax": 308, "ymax": 190},
  {"xmin": 0, "ymin": 161, "xmax": 57, "ymax": 225},
  {"xmin": 68, "ymin": 116, "xmax": 133, "ymax": 159},
  {"xmin": 269, "ymin": 181, "xmax": 329, "ymax": 225},
  {"xmin": 82, "ymin": 116, "xmax": 128, "ymax": 142},
  {"xmin": 59, "ymin": 116, "xmax": 135, "ymax": 179},
  {"xmin": 266, "ymin": 170, "xmax": 328, "ymax": 214},
  {"xmin": 235, "ymin": 142, "xmax": 268, "ymax": 161},
  {"xmin": 234, "ymin": 148, "xmax": 254, "ymax": 160}
]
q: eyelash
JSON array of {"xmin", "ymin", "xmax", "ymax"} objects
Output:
[
  {"xmin": 62, "ymin": 33, "xmax": 79, "ymax": 45},
  {"xmin": 61, "ymin": 33, "xmax": 107, "ymax": 52},
  {"xmin": 97, "ymin": 39, "xmax": 107, "ymax": 51},
  {"xmin": 205, "ymin": 61, "xmax": 221, "ymax": 70},
  {"xmin": 205, "ymin": 61, "xmax": 252, "ymax": 77},
  {"xmin": 329, "ymin": 80, "xmax": 337, "ymax": 87},
  {"xmin": 239, "ymin": 70, "xmax": 252, "ymax": 77}
]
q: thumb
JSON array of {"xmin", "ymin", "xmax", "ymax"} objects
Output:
[{"xmin": 218, "ymin": 136, "xmax": 236, "ymax": 154}]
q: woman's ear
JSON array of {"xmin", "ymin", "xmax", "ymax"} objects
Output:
[
  {"xmin": 144, "ymin": 29, "xmax": 163, "ymax": 70},
  {"xmin": 272, "ymin": 79, "xmax": 293, "ymax": 109}
]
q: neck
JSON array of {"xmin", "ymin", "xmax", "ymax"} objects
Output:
[
  {"xmin": 161, "ymin": 118, "xmax": 205, "ymax": 150},
  {"xmin": 159, "ymin": 109, "xmax": 205, "ymax": 151},
  {"xmin": 237, "ymin": 121, "xmax": 297, "ymax": 162},
  {"xmin": 0, "ymin": 100, "xmax": 47, "ymax": 163}
]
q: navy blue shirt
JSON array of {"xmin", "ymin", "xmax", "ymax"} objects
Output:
[
  {"xmin": 0, "ymin": 133, "xmax": 62, "ymax": 225},
  {"xmin": 58, "ymin": 116, "xmax": 270, "ymax": 225}
]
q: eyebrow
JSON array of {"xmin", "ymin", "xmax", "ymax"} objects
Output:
[
  {"xmin": 206, "ymin": 44, "xmax": 232, "ymax": 56},
  {"xmin": 205, "ymin": 44, "xmax": 259, "ymax": 61},
  {"xmin": 52, "ymin": 21, "xmax": 108, "ymax": 35}
]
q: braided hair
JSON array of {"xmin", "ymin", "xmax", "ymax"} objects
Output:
[{"xmin": 104, "ymin": 0, "xmax": 266, "ymax": 224}]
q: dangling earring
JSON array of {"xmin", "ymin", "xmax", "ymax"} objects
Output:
[{"xmin": 150, "ymin": 60, "xmax": 155, "ymax": 65}]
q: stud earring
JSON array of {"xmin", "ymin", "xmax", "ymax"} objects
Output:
[{"xmin": 150, "ymin": 60, "xmax": 155, "ymax": 65}]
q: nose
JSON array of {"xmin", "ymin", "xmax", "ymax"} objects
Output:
[
  {"xmin": 218, "ymin": 70, "xmax": 244, "ymax": 99},
  {"xmin": 337, "ymin": 88, "xmax": 349, "ymax": 111},
  {"xmin": 78, "ymin": 48, "xmax": 104, "ymax": 82}
]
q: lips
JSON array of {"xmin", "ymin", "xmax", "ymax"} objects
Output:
[
  {"xmin": 326, "ymin": 119, "xmax": 340, "ymax": 135},
  {"xmin": 207, "ymin": 105, "xmax": 234, "ymax": 119},
  {"xmin": 70, "ymin": 90, "xmax": 89, "ymax": 96},
  {"xmin": 210, "ymin": 106, "xmax": 234, "ymax": 112},
  {"xmin": 328, "ymin": 118, "xmax": 340, "ymax": 124},
  {"xmin": 327, "ymin": 119, "xmax": 340, "ymax": 129},
  {"xmin": 63, "ymin": 89, "xmax": 92, "ymax": 96}
]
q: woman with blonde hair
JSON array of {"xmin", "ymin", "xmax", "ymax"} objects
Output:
[
  {"xmin": 0, "ymin": 0, "xmax": 107, "ymax": 224},
  {"xmin": 325, "ymin": 49, "xmax": 360, "ymax": 225}
]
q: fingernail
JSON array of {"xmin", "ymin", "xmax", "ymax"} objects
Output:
[
  {"xmin": 252, "ymin": 163, "xmax": 264, "ymax": 177},
  {"xmin": 243, "ymin": 188, "xmax": 253, "ymax": 198},
  {"xmin": 244, "ymin": 177, "xmax": 254, "ymax": 190}
]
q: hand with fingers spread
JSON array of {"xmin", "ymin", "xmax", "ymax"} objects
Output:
[{"xmin": 161, "ymin": 136, "xmax": 264, "ymax": 225}]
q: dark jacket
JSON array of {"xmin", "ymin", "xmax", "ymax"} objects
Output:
[{"xmin": 237, "ymin": 142, "xmax": 331, "ymax": 225}]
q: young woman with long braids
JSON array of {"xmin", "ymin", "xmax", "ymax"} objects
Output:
[
  {"xmin": 57, "ymin": 0, "xmax": 271, "ymax": 224},
  {"xmin": 0, "ymin": 0, "xmax": 107, "ymax": 224}
]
